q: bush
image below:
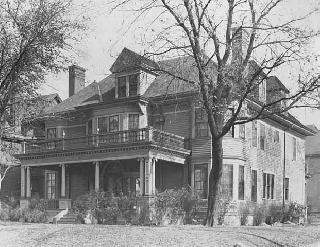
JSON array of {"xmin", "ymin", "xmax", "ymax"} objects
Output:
[
  {"xmin": 215, "ymin": 199, "xmax": 232, "ymax": 225},
  {"xmin": 154, "ymin": 187, "xmax": 199, "ymax": 225},
  {"xmin": 29, "ymin": 199, "xmax": 48, "ymax": 212},
  {"xmin": 72, "ymin": 190, "xmax": 137, "ymax": 225},
  {"xmin": 21, "ymin": 209, "xmax": 47, "ymax": 223},
  {"xmin": 0, "ymin": 207, "xmax": 10, "ymax": 221},
  {"xmin": 253, "ymin": 204, "xmax": 266, "ymax": 226},
  {"xmin": 239, "ymin": 203, "xmax": 250, "ymax": 226}
]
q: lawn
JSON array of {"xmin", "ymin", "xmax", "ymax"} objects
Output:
[{"xmin": 0, "ymin": 222, "xmax": 319, "ymax": 247}]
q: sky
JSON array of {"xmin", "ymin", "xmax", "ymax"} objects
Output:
[{"xmin": 40, "ymin": 0, "xmax": 320, "ymax": 128}]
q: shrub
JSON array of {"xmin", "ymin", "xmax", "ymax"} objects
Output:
[
  {"xmin": 267, "ymin": 204, "xmax": 283, "ymax": 224},
  {"xmin": 72, "ymin": 190, "xmax": 137, "ymax": 225},
  {"xmin": 253, "ymin": 204, "xmax": 266, "ymax": 226},
  {"xmin": 239, "ymin": 203, "xmax": 250, "ymax": 226},
  {"xmin": 215, "ymin": 199, "xmax": 232, "ymax": 225},
  {"xmin": 29, "ymin": 199, "xmax": 48, "ymax": 212},
  {"xmin": 21, "ymin": 209, "xmax": 47, "ymax": 223},
  {"xmin": 0, "ymin": 207, "xmax": 10, "ymax": 221},
  {"xmin": 154, "ymin": 187, "xmax": 199, "ymax": 225}
]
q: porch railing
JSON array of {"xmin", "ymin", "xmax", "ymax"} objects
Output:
[
  {"xmin": 24, "ymin": 127, "xmax": 187, "ymax": 154},
  {"xmin": 46, "ymin": 199, "xmax": 59, "ymax": 209}
]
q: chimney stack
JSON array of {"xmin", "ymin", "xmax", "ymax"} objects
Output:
[
  {"xmin": 231, "ymin": 27, "xmax": 249, "ymax": 64},
  {"xmin": 69, "ymin": 65, "xmax": 86, "ymax": 97}
]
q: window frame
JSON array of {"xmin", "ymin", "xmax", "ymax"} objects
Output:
[
  {"xmin": 259, "ymin": 77, "xmax": 266, "ymax": 103},
  {"xmin": 263, "ymin": 173, "xmax": 275, "ymax": 200},
  {"xmin": 292, "ymin": 137, "xmax": 297, "ymax": 161},
  {"xmin": 259, "ymin": 123, "xmax": 266, "ymax": 150},
  {"xmin": 239, "ymin": 124, "xmax": 245, "ymax": 140},
  {"xmin": 108, "ymin": 115, "xmax": 120, "ymax": 133},
  {"xmin": 238, "ymin": 165, "xmax": 245, "ymax": 200},
  {"xmin": 221, "ymin": 164, "xmax": 233, "ymax": 199},
  {"xmin": 252, "ymin": 120, "xmax": 257, "ymax": 147},
  {"xmin": 45, "ymin": 171, "xmax": 57, "ymax": 200},
  {"xmin": 129, "ymin": 74, "xmax": 139, "ymax": 96},
  {"xmin": 128, "ymin": 113, "xmax": 139, "ymax": 130},
  {"xmin": 194, "ymin": 164, "xmax": 208, "ymax": 199},
  {"xmin": 118, "ymin": 76, "xmax": 127, "ymax": 98},
  {"xmin": 273, "ymin": 130, "xmax": 279, "ymax": 143},
  {"xmin": 251, "ymin": 169, "xmax": 257, "ymax": 202},
  {"xmin": 195, "ymin": 108, "xmax": 208, "ymax": 137}
]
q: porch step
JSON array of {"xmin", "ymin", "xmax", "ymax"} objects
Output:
[
  {"xmin": 57, "ymin": 213, "xmax": 79, "ymax": 224},
  {"xmin": 192, "ymin": 206, "xmax": 207, "ymax": 224},
  {"xmin": 46, "ymin": 209, "xmax": 62, "ymax": 223}
]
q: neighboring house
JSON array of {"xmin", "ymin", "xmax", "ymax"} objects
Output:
[
  {"xmin": 306, "ymin": 125, "xmax": 320, "ymax": 218},
  {"xmin": 0, "ymin": 94, "xmax": 61, "ymax": 202},
  {"xmin": 15, "ymin": 45, "xmax": 313, "ymax": 221}
]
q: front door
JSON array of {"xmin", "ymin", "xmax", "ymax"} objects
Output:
[{"xmin": 46, "ymin": 171, "xmax": 57, "ymax": 199}]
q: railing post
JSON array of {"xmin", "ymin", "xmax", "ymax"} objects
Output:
[
  {"xmin": 62, "ymin": 130, "xmax": 65, "ymax": 151},
  {"xmin": 22, "ymin": 141, "xmax": 26, "ymax": 154},
  {"xmin": 60, "ymin": 164, "xmax": 66, "ymax": 198},
  {"xmin": 96, "ymin": 128, "xmax": 100, "ymax": 147},
  {"xmin": 148, "ymin": 127, "xmax": 153, "ymax": 142}
]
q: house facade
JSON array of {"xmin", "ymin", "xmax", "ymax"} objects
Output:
[{"xmin": 15, "ymin": 48, "xmax": 313, "ymax": 219}]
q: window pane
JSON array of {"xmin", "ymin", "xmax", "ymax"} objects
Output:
[
  {"xmin": 238, "ymin": 165, "xmax": 244, "ymax": 200},
  {"xmin": 260, "ymin": 124, "xmax": 265, "ymax": 150},
  {"xmin": 118, "ymin": 76, "xmax": 126, "ymax": 98},
  {"xmin": 129, "ymin": 74, "xmax": 138, "ymax": 96},
  {"xmin": 252, "ymin": 121, "xmax": 257, "ymax": 147},
  {"xmin": 251, "ymin": 170, "xmax": 257, "ymax": 202},
  {"xmin": 239, "ymin": 124, "xmax": 245, "ymax": 140},
  {"xmin": 128, "ymin": 114, "xmax": 139, "ymax": 129},
  {"xmin": 194, "ymin": 164, "xmax": 208, "ymax": 199},
  {"xmin": 292, "ymin": 137, "xmax": 297, "ymax": 161},
  {"xmin": 109, "ymin": 115, "xmax": 119, "ymax": 132}
]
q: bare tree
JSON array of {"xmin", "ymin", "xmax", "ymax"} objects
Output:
[
  {"xmin": 111, "ymin": 0, "xmax": 320, "ymax": 225},
  {"xmin": 0, "ymin": 0, "xmax": 85, "ymax": 195}
]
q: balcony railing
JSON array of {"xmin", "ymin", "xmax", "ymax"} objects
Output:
[{"xmin": 24, "ymin": 127, "xmax": 187, "ymax": 154}]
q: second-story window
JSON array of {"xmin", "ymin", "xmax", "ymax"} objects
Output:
[
  {"xmin": 47, "ymin": 128, "xmax": 57, "ymax": 139},
  {"xmin": 259, "ymin": 124, "xmax": 266, "ymax": 150},
  {"xmin": 109, "ymin": 115, "xmax": 119, "ymax": 132},
  {"xmin": 98, "ymin": 117, "xmax": 108, "ymax": 133},
  {"xmin": 273, "ymin": 130, "xmax": 279, "ymax": 143},
  {"xmin": 128, "ymin": 114, "xmax": 139, "ymax": 129},
  {"xmin": 129, "ymin": 74, "xmax": 138, "ymax": 96},
  {"xmin": 195, "ymin": 108, "xmax": 208, "ymax": 137},
  {"xmin": 239, "ymin": 124, "xmax": 245, "ymax": 140},
  {"xmin": 118, "ymin": 76, "xmax": 126, "ymax": 98},
  {"xmin": 252, "ymin": 120, "xmax": 257, "ymax": 147}
]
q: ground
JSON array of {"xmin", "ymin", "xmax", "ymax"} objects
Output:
[{"xmin": 0, "ymin": 222, "xmax": 320, "ymax": 246}]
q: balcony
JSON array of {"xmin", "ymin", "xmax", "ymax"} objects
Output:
[{"xmin": 18, "ymin": 127, "xmax": 190, "ymax": 165}]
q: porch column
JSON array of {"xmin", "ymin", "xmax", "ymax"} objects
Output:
[
  {"xmin": 95, "ymin": 161, "xmax": 99, "ymax": 191},
  {"xmin": 20, "ymin": 166, "xmax": 25, "ymax": 198},
  {"xmin": 144, "ymin": 157, "xmax": 156, "ymax": 196},
  {"xmin": 139, "ymin": 158, "xmax": 145, "ymax": 196},
  {"xmin": 26, "ymin": 167, "xmax": 31, "ymax": 198},
  {"xmin": 151, "ymin": 158, "xmax": 156, "ymax": 195},
  {"xmin": 60, "ymin": 164, "xmax": 66, "ymax": 198}
]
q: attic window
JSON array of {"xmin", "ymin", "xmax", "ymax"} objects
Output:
[
  {"xmin": 116, "ymin": 74, "xmax": 139, "ymax": 98},
  {"xmin": 118, "ymin": 76, "xmax": 126, "ymax": 98}
]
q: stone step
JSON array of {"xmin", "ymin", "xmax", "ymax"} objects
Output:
[{"xmin": 57, "ymin": 213, "xmax": 79, "ymax": 224}]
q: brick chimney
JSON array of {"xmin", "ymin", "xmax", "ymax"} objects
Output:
[
  {"xmin": 69, "ymin": 65, "xmax": 86, "ymax": 97},
  {"xmin": 231, "ymin": 27, "xmax": 249, "ymax": 64}
]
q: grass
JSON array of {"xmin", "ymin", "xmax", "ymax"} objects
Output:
[{"xmin": 0, "ymin": 222, "xmax": 320, "ymax": 246}]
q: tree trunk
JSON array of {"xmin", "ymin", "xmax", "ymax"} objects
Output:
[{"xmin": 205, "ymin": 137, "xmax": 223, "ymax": 226}]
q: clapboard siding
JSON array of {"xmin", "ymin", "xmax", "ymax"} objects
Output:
[{"xmin": 162, "ymin": 111, "xmax": 191, "ymax": 138}]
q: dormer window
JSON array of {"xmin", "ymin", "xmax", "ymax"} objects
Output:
[
  {"xmin": 129, "ymin": 74, "xmax": 138, "ymax": 96},
  {"xmin": 118, "ymin": 76, "xmax": 127, "ymax": 98},
  {"xmin": 116, "ymin": 73, "xmax": 139, "ymax": 98},
  {"xmin": 259, "ymin": 78, "xmax": 266, "ymax": 103}
]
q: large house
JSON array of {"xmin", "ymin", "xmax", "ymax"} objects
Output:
[{"xmin": 15, "ymin": 45, "xmax": 313, "ymax": 220}]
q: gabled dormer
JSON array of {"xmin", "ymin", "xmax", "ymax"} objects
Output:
[{"xmin": 110, "ymin": 48, "xmax": 159, "ymax": 99}]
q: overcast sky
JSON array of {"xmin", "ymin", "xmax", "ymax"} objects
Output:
[{"xmin": 40, "ymin": 0, "xmax": 320, "ymax": 128}]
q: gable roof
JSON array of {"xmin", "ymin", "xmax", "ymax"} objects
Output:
[{"xmin": 110, "ymin": 47, "xmax": 159, "ymax": 73}]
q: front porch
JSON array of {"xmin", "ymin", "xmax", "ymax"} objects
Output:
[{"xmin": 19, "ymin": 158, "xmax": 188, "ymax": 210}]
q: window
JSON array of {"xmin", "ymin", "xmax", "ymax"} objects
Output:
[
  {"xmin": 46, "ymin": 128, "xmax": 57, "ymax": 150},
  {"xmin": 87, "ymin": 119, "xmax": 93, "ymax": 135},
  {"xmin": 97, "ymin": 116, "xmax": 108, "ymax": 133},
  {"xmin": 252, "ymin": 120, "xmax": 257, "ymax": 147},
  {"xmin": 118, "ymin": 76, "xmax": 126, "ymax": 98},
  {"xmin": 194, "ymin": 164, "xmax": 208, "ymax": 199},
  {"xmin": 259, "ymin": 124, "xmax": 266, "ymax": 150},
  {"xmin": 154, "ymin": 115, "xmax": 165, "ymax": 130},
  {"xmin": 109, "ymin": 115, "xmax": 119, "ymax": 132},
  {"xmin": 263, "ymin": 173, "xmax": 275, "ymax": 199},
  {"xmin": 47, "ymin": 128, "xmax": 57, "ymax": 139},
  {"xmin": 129, "ymin": 74, "xmax": 138, "ymax": 96},
  {"xmin": 239, "ymin": 124, "xmax": 245, "ymax": 140},
  {"xmin": 292, "ymin": 137, "xmax": 297, "ymax": 161},
  {"xmin": 46, "ymin": 172, "xmax": 56, "ymax": 199},
  {"xmin": 238, "ymin": 165, "xmax": 245, "ymax": 200},
  {"xmin": 128, "ymin": 114, "xmax": 139, "ymax": 129},
  {"xmin": 221, "ymin": 164, "xmax": 233, "ymax": 199},
  {"xmin": 195, "ymin": 108, "xmax": 208, "ymax": 137},
  {"xmin": 259, "ymin": 78, "xmax": 266, "ymax": 103},
  {"xmin": 251, "ymin": 170, "xmax": 257, "ymax": 202},
  {"xmin": 284, "ymin": 178, "xmax": 289, "ymax": 201},
  {"xmin": 273, "ymin": 130, "xmax": 279, "ymax": 143}
]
